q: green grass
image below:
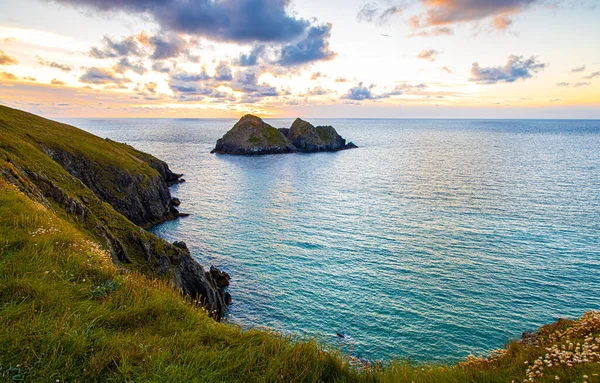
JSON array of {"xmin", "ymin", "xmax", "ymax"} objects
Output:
[
  {"xmin": 1, "ymin": 105, "xmax": 600, "ymax": 382},
  {"xmin": 0, "ymin": 180, "xmax": 363, "ymax": 382},
  {"xmin": 2, "ymin": 181, "xmax": 598, "ymax": 383}
]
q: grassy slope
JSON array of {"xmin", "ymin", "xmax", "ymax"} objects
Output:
[
  {"xmin": 0, "ymin": 180, "xmax": 358, "ymax": 382},
  {"xmin": 0, "ymin": 105, "xmax": 185, "ymax": 275},
  {"xmin": 0, "ymin": 106, "xmax": 599, "ymax": 382}
]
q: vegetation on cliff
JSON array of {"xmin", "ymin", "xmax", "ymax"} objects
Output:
[
  {"xmin": 0, "ymin": 105, "xmax": 229, "ymax": 318},
  {"xmin": 1, "ymin": 105, "xmax": 599, "ymax": 382}
]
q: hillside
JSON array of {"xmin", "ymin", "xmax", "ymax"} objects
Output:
[{"xmin": 0, "ymin": 105, "xmax": 599, "ymax": 382}]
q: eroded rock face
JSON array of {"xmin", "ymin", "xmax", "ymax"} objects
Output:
[
  {"xmin": 39, "ymin": 143, "xmax": 183, "ymax": 228},
  {"xmin": 287, "ymin": 118, "xmax": 354, "ymax": 151},
  {"xmin": 211, "ymin": 114, "xmax": 296, "ymax": 154},
  {"xmin": 212, "ymin": 115, "xmax": 358, "ymax": 155}
]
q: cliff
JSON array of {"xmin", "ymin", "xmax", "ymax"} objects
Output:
[
  {"xmin": 211, "ymin": 114, "xmax": 357, "ymax": 154},
  {"xmin": 0, "ymin": 105, "xmax": 229, "ymax": 319}
]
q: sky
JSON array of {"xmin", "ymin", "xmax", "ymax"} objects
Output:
[{"xmin": 0, "ymin": 0, "xmax": 599, "ymax": 118}]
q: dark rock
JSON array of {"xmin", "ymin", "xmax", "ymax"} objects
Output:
[
  {"xmin": 173, "ymin": 241, "xmax": 188, "ymax": 250},
  {"xmin": 178, "ymin": 213, "xmax": 190, "ymax": 217},
  {"xmin": 39, "ymin": 143, "xmax": 180, "ymax": 227},
  {"xmin": 210, "ymin": 265, "xmax": 231, "ymax": 288},
  {"xmin": 287, "ymin": 118, "xmax": 353, "ymax": 151},
  {"xmin": 170, "ymin": 197, "xmax": 181, "ymax": 207}
]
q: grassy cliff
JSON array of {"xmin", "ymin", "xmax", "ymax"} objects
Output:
[{"xmin": 1, "ymin": 105, "xmax": 599, "ymax": 382}]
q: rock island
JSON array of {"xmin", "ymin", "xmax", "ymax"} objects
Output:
[{"xmin": 211, "ymin": 114, "xmax": 358, "ymax": 154}]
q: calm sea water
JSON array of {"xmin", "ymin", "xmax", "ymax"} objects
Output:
[{"xmin": 63, "ymin": 118, "xmax": 600, "ymax": 362}]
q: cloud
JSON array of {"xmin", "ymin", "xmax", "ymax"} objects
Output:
[
  {"xmin": 470, "ymin": 55, "xmax": 546, "ymax": 84},
  {"xmin": 171, "ymin": 70, "xmax": 211, "ymax": 83},
  {"xmin": 79, "ymin": 67, "xmax": 131, "ymax": 85},
  {"xmin": 584, "ymin": 71, "xmax": 600, "ymax": 79},
  {"xmin": 335, "ymin": 77, "xmax": 349, "ymax": 83},
  {"xmin": 570, "ymin": 65, "xmax": 586, "ymax": 73},
  {"xmin": 357, "ymin": 3, "xmax": 403, "ymax": 24},
  {"xmin": 343, "ymin": 83, "xmax": 376, "ymax": 100},
  {"xmin": 52, "ymin": 0, "xmax": 313, "ymax": 44},
  {"xmin": 492, "ymin": 15, "xmax": 513, "ymax": 30},
  {"xmin": 417, "ymin": 49, "xmax": 440, "ymax": 61},
  {"xmin": 277, "ymin": 24, "xmax": 336, "ymax": 66},
  {"xmin": 215, "ymin": 62, "xmax": 233, "ymax": 81},
  {"xmin": 409, "ymin": 27, "xmax": 453, "ymax": 37},
  {"xmin": 574, "ymin": 82, "xmax": 590, "ymax": 87},
  {"xmin": 306, "ymin": 86, "xmax": 332, "ymax": 96},
  {"xmin": 0, "ymin": 50, "xmax": 18, "ymax": 65},
  {"xmin": 238, "ymin": 45, "xmax": 267, "ymax": 67},
  {"xmin": 556, "ymin": 82, "xmax": 570, "ymax": 87},
  {"xmin": 113, "ymin": 58, "xmax": 147, "ymax": 75},
  {"xmin": 361, "ymin": 0, "xmax": 541, "ymax": 32},
  {"xmin": 35, "ymin": 56, "xmax": 73, "ymax": 72},
  {"xmin": 441, "ymin": 66, "xmax": 452, "ymax": 73},
  {"xmin": 149, "ymin": 33, "xmax": 195, "ymax": 60},
  {"xmin": 342, "ymin": 82, "xmax": 404, "ymax": 101},
  {"xmin": 411, "ymin": 0, "xmax": 538, "ymax": 30},
  {"xmin": 89, "ymin": 36, "xmax": 142, "ymax": 58},
  {"xmin": 51, "ymin": 78, "xmax": 66, "ymax": 85},
  {"xmin": 311, "ymin": 72, "xmax": 325, "ymax": 80},
  {"xmin": 144, "ymin": 82, "xmax": 158, "ymax": 94},
  {"xmin": 231, "ymin": 70, "xmax": 278, "ymax": 95},
  {"xmin": 0, "ymin": 72, "xmax": 17, "ymax": 80},
  {"xmin": 152, "ymin": 61, "xmax": 173, "ymax": 73}
]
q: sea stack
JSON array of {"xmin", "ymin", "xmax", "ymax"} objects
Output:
[{"xmin": 211, "ymin": 114, "xmax": 357, "ymax": 155}]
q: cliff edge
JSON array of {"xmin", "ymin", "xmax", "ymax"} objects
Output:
[{"xmin": 0, "ymin": 105, "xmax": 230, "ymax": 319}]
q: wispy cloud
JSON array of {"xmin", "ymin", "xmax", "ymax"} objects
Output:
[
  {"xmin": 584, "ymin": 71, "xmax": 600, "ymax": 79},
  {"xmin": 470, "ymin": 55, "xmax": 546, "ymax": 84},
  {"xmin": 79, "ymin": 67, "xmax": 131, "ymax": 85},
  {"xmin": 0, "ymin": 50, "xmax": 18, "ymax": 65},
  {"xmin": 36, "ymin": 56, "xmax": 73, "ymax": 72},
  {"xmin": 417, "ymin": 49, "xmax": 440, "ymax": 62}
]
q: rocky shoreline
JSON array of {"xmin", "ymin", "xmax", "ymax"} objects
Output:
[{"xmin": 211, "ymin": 114, "xmax": 358, "ymax": 155}]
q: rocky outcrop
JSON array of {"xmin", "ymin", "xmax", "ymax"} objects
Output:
[
  {"xmin": 212, "ymin": 115, "xmax": 357, "ymax": 155},
  {"xmin": 211, "ymin": 114, "xmax": 296, "ymax": 154},
  {"xmin": 287, "ymin": 118, "xmax": 357, "ymax": 151},
  {"xmin": 0, "ymin": 104, "xmax": 231, "ymax": 321},
  {"xmin": 38, "ymin": 142, "xmax": 183, "ymax": 228}
]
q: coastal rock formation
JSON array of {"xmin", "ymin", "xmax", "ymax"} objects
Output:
[
  {"xmin": 211, "ymin": 115, "xmax": 357, "ymax": 154},
  {"xmin": 39, "ymin": 141, "xmax": 183, "ymax": 228},
  {"xmin": 287, "ymin": 118, "xmax": 352, "ymax": 151},
  {"xmin": 0, "ymin": 105, "xmax": 230, "ymax": 320},
  {"xmin": 212, "ymin": 114, "xmax": 296, "ymax": 154}
]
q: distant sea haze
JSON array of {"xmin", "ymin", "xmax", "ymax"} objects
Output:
[{"xmin": 65, "ymin": 118, "xmax": 600, "ymax": 362}]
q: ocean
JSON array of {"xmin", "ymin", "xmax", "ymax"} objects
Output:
[{"xmin": 63, "ymin": 118, "xmax": 600, "ymax": 362}]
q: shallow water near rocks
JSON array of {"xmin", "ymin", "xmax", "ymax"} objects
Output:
[{"xmin": 65, "ymin": 118, "xmax": 600, "ymax": 362}]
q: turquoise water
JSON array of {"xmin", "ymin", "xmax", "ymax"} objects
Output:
[{"xmin": 65, "ymin": 118, "xmax": 600, "ymax": 362}]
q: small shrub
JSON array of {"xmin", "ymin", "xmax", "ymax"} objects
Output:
[{"xmin": 90, "ymin": 279, "xmax": 120, "ymax": 299}]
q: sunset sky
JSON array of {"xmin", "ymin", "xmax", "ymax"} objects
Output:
[{"xmin": 0, "ymin": 0, "xmax": 599, "ymax": 118}]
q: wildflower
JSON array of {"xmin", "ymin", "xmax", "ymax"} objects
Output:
[{"xmin": 555, "ymin": 377, "xmax": 559, "ymax": 381}]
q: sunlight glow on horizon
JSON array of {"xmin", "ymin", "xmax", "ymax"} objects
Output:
[{"xmin": 0, "ymin": 0, "xmax": 599, "ymax": 118}]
